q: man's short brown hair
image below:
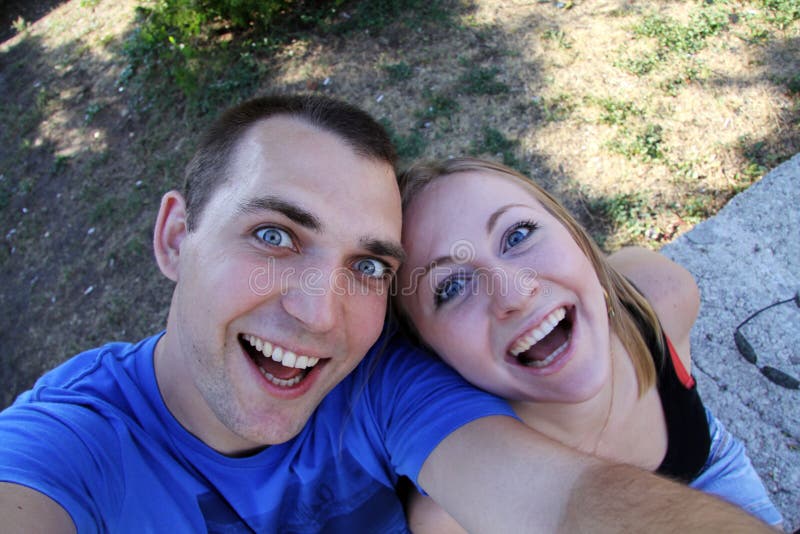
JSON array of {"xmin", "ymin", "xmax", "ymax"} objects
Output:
[{"xmin": 183, "ymin": 94, "xmax": 397, "ymax": 231}]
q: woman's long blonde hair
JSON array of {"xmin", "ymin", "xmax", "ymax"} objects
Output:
[{"xmin": 396, "ymin": 157, "xmax": 663, "ymax": 396}]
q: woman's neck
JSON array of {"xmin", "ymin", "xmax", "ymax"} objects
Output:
[{"xmin": 510, "ymin": 336, "xmax": 641, "ymax": 462}]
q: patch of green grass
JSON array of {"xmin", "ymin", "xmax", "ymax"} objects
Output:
[
  {"xmin": 542, "ymin": 28, "xmax": 573, "ymax": 49},
  {"xmin": 12, "ymin": 17, "xmax": 29, "ymax": 34},
  {"xmin": 471, "ymin": 127, "xmax": 522, "ymax": 170},
  {"xmin": 608, "ymin": 123, "xmax": 665, "ymax": 161},
  {"xmin": 594, "ymin": 97, "xmax": 642, "ymax": 125},
  {"xmin": 619, "ymin": 4, "xmax": 731, "ymax": 79},
  {"xmin": 786, "ymin": 72, "xmax": 800, "ymax": 95},
  {"xmin": 460, "ymin": 67, "xmax": 509, "ymax": 95},
  {"xmin": 88, "ymin": 188, "xmax": 146, "ymax": 225},
  {"xmin": 90, "ymin": 196, "xmax": 116, "ymax": 224},
  {"xmin": 84, "ymin": 103, "xmax": 102, "ymax": 124},
  {"xmin": 590, "ymin": 191, "xmax": 658, "ymax": 241},
  {"xmin": 743, "ymin": 22, "xmax": 771, "ymax": 43},
  {"xmin": 634, "ymin": 8, "xmax": 728, "ymax": 55},
  {"xmin": 759, "ymin": 0, "xmax": 800, "ymax": 29},
  {"xmin": 383, "ymin": 62, "xmax": 413, "ymax": 83},
  {"xmin": 0, "ymin": 181, "xmax": 11, "ymax": 212},
  {"xmin": 659, "ymin": 64, "xmax": 704, "ymax": 95},
  {"xmin": 17, "ymin": 177, "xmax": 34, "ymax": 195},
  {"xmin": 415, "ymin": 92, "xmax": 459, "ymax": 125},
  {"xmin": 379, "ymin": 119, "xmax": 425, "ymax": 163},
  {"xmin": 532, "ymin": 94, "xmax": 575, "ymax": 123},
  {"xmin": 616, "ymin": 52, "xmax": 662, "ymax": 76},
  {"xmin": 680, "ymin": 196, "xmax": 714, "ymax": 223},
  {"xmin": 52, "ymin": 155, "xmax": 71, "ymax": 175}
]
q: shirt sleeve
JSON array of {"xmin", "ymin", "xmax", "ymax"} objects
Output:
[
  {"xmin": 364, "ymin": 334, "xmax": 518, "ymax": 490},
  {"xmin": 0, "ymin": 399, "xmax": 124, "ymax": 532}
]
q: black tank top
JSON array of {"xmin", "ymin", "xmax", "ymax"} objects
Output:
[{"xmin": 627, "ymin": 301, "xmax": 711, "ymax": 483}]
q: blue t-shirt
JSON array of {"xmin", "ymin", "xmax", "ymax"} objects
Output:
[{"xmin": 0, "ymin": 332, "xmax": 514, "ymax": 532}]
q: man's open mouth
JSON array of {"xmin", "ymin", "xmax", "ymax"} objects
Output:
[
  {"xmin": 509, "ymin": 306, "xmax": 573, "ymax": 368},
  {"xmin": 239, "ymin": 334, "xmax": 322, "ymax": 388}
]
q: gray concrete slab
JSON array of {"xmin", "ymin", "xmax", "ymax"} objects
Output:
[{"xmin": 662, "ymin": 153, "xmax": 799, "ymax": 531}]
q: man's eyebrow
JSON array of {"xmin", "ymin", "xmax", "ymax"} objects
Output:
[
  {"xmin": 237, "ymin": 196, "xmax": 322, "ymax": 231},
  {"xmin": 486, "ymin": 203, "xmax": 528, "ymax": 234},
  {"xmin": 361, "ymin": 237, "xmax": 406, "ymax": 265}
]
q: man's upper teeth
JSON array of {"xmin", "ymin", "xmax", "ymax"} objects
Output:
[
  {"xmin": 244, "ymin": 335, "xmax": 320, "ymax": 369},
  {"xmin": 510, "ymin": 307, "xmax": 567, "ymax": 356}
]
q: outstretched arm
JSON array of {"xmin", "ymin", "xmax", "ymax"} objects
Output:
[{"xmin": 420, "ymin": 416, "xmax": 771, "ymax": 533}]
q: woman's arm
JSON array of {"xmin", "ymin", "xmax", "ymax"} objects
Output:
[{"xmin": 608, "ymin": 246, "xmax": 699, "ymax": 371}]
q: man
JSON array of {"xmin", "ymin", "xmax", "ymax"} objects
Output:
[{"xmin": 0, "ymin": 95, "xmax": 771, "ymax": 532}]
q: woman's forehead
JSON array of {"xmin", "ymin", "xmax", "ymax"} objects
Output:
[{"xmin": 407, "ymin": 170, "xmax": 542, "ymax": 222}]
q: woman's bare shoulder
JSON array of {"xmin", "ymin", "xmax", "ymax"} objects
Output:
[{"xmin": 608, "ymin": 247, "xmax": 699, "ymax": 366}]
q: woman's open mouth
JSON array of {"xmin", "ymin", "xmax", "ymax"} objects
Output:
[{"xmin": 509, "ymin": 306, "xmax": 574, "ymax": 368}]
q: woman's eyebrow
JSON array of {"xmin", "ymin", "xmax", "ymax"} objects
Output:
[
  {"xmin": 486, "ymin": 203, "xmax": 528, "ymax": 234},
  {"xmin": 422, "ymin": 255, "xmax": 453, "ymax": 277},
  {"xmin": 237, "ymin": 196, "xmax": 322, "ymax": 231}
]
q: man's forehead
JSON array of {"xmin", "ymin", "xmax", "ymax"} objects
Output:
[{"xmin": 215, "ymin": 116, "xmax": 402, "ymax": 245}]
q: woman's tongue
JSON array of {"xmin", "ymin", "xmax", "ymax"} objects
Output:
[{"xmin": 518, "ymin": 322, "xmax": 569, "ymax": 365}]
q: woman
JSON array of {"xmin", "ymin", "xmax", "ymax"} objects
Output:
[{"xmin": 394, "ymin": 157, "xmax": 783, "ymax": 530}]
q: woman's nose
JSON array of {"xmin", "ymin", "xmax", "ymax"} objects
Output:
[{"xmin": 489, "ymin": 267, "xmax": 540, "ymax": 319}]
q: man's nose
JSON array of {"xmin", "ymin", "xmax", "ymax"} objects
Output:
[
  {"xmin": 281, "ymin": 271, "xmax": 340, "ymax": 334},
  {"xmin": 488, "ymin": 267, "xmax": 540, "ymax": 319}
]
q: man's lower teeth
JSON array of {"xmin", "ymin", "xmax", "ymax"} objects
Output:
[
  {"xmin": 522, "ymin": 340, "xmax": 568, "ymax": 368},
  {"xmin": 260, "ymin": 367, "xmax": 302, "ymax": 387}
]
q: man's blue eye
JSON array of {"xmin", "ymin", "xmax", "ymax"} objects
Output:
[
  {"xmin": 435, "ymin": 277, "xmax": 467, "ymax": 307},
  {"xmin": 354, "ymin": 258, "xmax": 389, "ymax": 278},
  {"xmin": 255, "ymin": 227, "xmax": 294, "ymax": 248}
]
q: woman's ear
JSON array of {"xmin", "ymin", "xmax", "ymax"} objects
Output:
[{"xmin": 153, "ymin": 191, "xmax": 188, "ymax": 282}]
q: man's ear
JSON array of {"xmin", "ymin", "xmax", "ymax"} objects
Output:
[{"xmin": 153, "ymin": 191, "xmax": 188, "ymax": 282}]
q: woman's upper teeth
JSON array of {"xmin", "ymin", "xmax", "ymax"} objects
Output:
[
  {"xmin": 244, "ymin": 334, "xmax": 320, "ymax": 369},
  {"xmin": 510, "ymin": 307, "xmax": 567, "ymax": 356}
]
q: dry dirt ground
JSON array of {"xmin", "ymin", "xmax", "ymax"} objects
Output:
[{"xmin": 0, "ymin": 0, "xmax": 798, "ymax": 524}]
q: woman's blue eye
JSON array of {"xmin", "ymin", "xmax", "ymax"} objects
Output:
[
  {"xmin": 503, "ymin": 221, "xmax": 538, "ymax": 251},
  {"xmin": 255, "ymin": 227, "xmax": 294, "ymax": 248},
  {"xmin": 507, "ymin": 228, "xmax": 529, "ymax": 247},
  {"xmin": 435, "ymin": 277, "xmax": 467, "ymax": 307},
  {"xmin": 354, "ymin": 258, "xmax": 390, "ymax": 278}
]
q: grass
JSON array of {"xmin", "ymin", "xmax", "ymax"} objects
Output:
[
  {"xmin": 379, "ymin": 118, "xmax": 426, "ymax": 164},
  {"xmin": 608, "ymin": 123, "xmax": 666, "ymax": 162},
  {"xmin": 383, "ymin": 62, "xmax": 413, "ymax": 83},
  {"xmin": 533, "ymin": 93, "xmax": 575, "ymax": 122},
  {"xmin": 594, "ymin": 97, "xmax": 644, "ymax": 126},
  {"xmin": 460, "ymin": 66, "xmax": 510, "ymax": 95},
  {"xmin": 615, "ymin": 2, "xmax": 728, "ymax": 86},
  {"xmin": 471, "ymin": 127, "xmax": 523, "ymax": 171},
  {"xmin": 415, "ymin": 92, "xmax": 460, "ymax": 126},
  {"xmin": 542, "ymin": 28, "xmax": 573, "ymax": 49}
]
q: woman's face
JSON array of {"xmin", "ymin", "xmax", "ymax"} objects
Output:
[{"xmin": 397, "ymin": 170, "xmax": 611, "ymax": 404}]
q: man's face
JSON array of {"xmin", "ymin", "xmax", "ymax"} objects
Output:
[{"xmin": 158, "ymin": 116, "xmax": 403, "ymax": 453}]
